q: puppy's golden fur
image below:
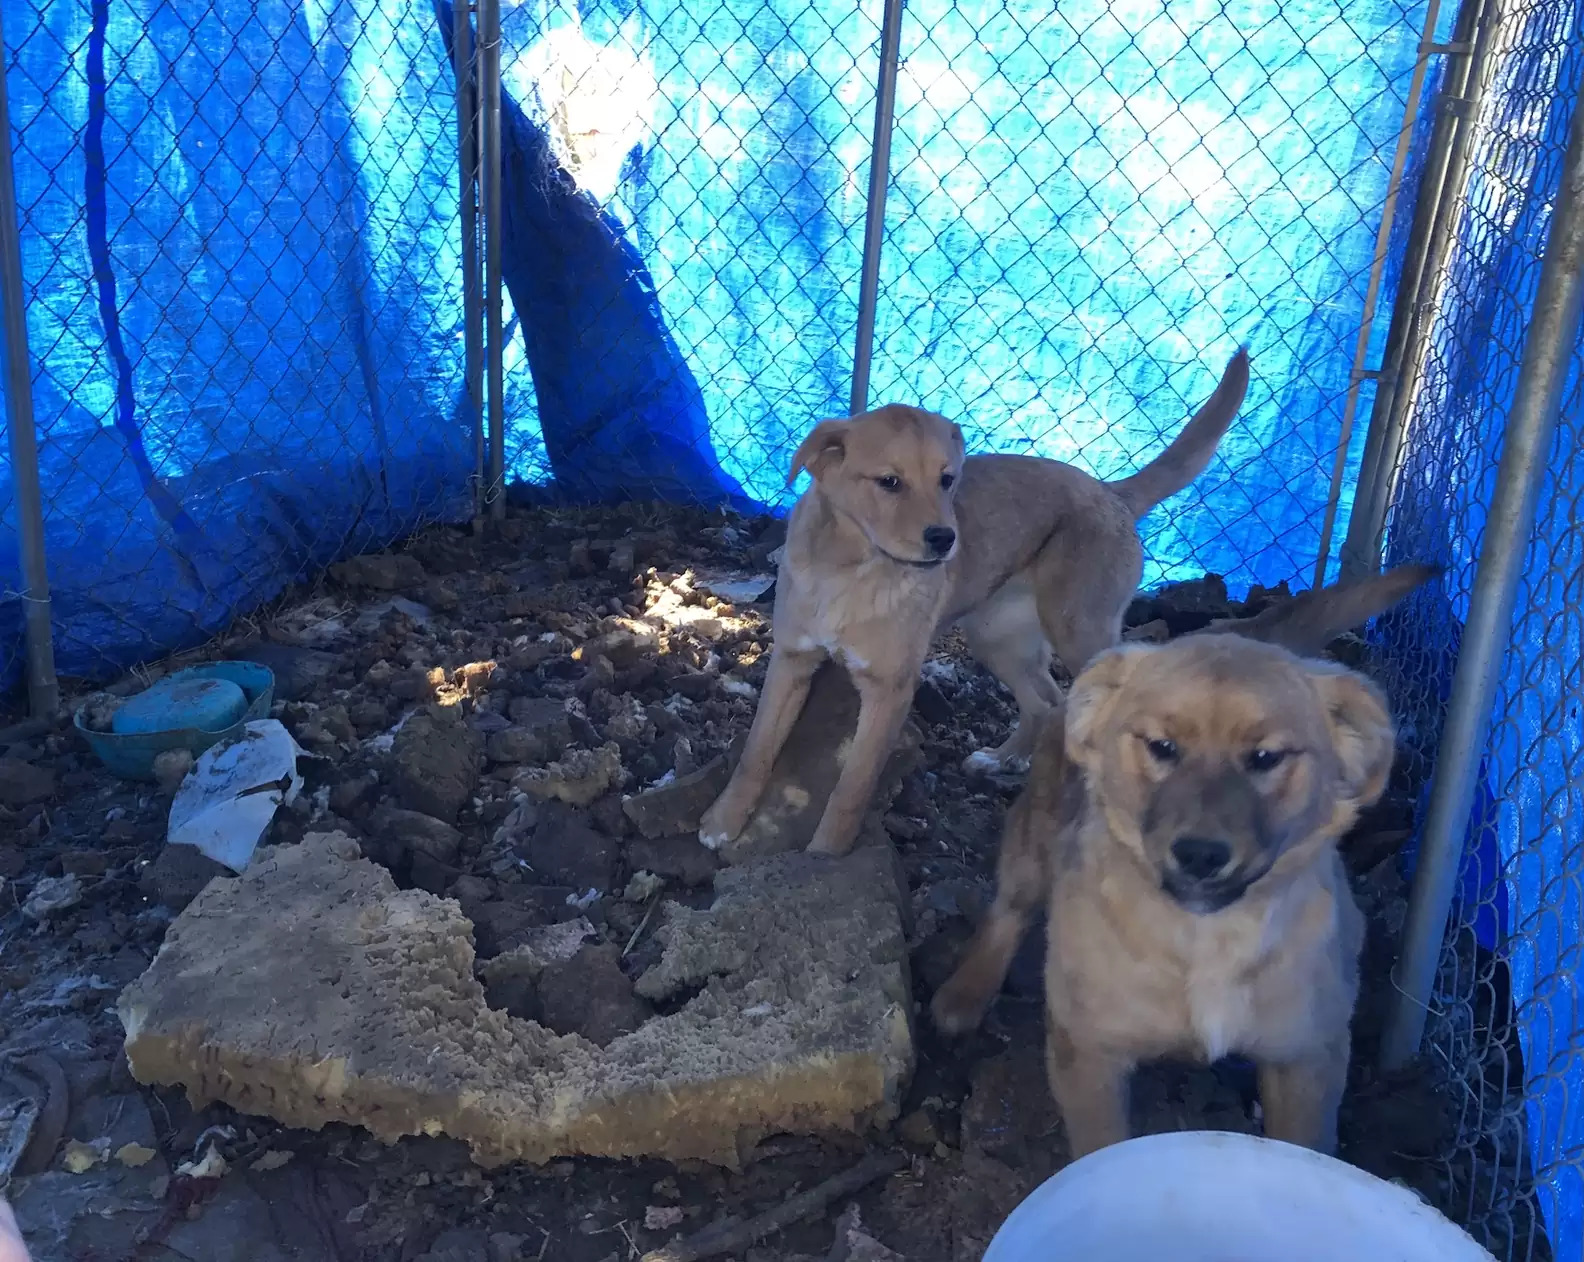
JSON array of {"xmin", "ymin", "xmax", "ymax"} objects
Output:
[
  {"xmin": 931, "ymin": 565, "xmax": 1434, "ymax": 1158},
  {"xmin": 700, "ymin": 351, "xmax": 1250, "ymax": 858}
]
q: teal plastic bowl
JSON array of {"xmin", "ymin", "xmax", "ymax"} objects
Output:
[{"xmin": 75, "ymin": 661, "xmax": 276, "ymax": 782}]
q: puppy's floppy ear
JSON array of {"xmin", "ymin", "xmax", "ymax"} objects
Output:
[
  {"xmin": 950, "ymin": 422, "xmax": 965, "ymax": 453},
  {"xmin": 788, "ymin": 420, "xmax": 849, "ymax": 486},
  {"xmin": 1065, "ymin": 644, "xmax": 1150, "ymax": 769},
  {"xmin": 1307, "ymin": 660, "xmax": 1395, "ymax": 808}
]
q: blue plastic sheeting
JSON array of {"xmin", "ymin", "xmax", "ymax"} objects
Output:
[
  {"xmin": 1383, "ymin": 0, "xmax": 1584, "ymax": 1249},
  {"xmin": 0, "ymin": 0, "xmax": 474, "ymax": 685},
  {"xmin": 1, "ymin": 0, "xmax": 1432, "ymax": 685},
  {"xmin": 495, "ymin": 0, "xmax": 1428, "ymax": 587},
  {"xmin": 437, "ymin": 1, "xmax": 757, "ymax": 510}
]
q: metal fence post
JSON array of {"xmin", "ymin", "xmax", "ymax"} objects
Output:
[
  {"xmin": 0, "ymin": 9, "xmax": 60, "ymax": 719},
  {"xmin": 1381, "ymin": 90, "xmax": 1584, "ymax": 1072},
  {"xmin": 1311, "ymin": 0, "xmax": 1447, "ymax": 588},
  {"xmin": 478, "ymin": 0, "xmax": 505, "ymax": 521},
  {"xmin": 453, "ymin": 0, "xmax": 485, "ymax": 532},
  {"xmin": 1343, "ymin": 0, "xmax": 1488, "ymax": 579},
  {"xmin": 849, "ymin": 0, "xmax": 905, "ymax": 418}
]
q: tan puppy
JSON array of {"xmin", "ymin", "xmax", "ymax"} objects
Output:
[
  {"xmin": 929, "ymin": 565, "xmax": 1434, "ymax": 1159},
  {"xmin": 700, "ymin": 350, "xmax": 1250, "ymax": 858}
]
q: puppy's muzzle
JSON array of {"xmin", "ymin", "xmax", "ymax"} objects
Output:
[
  {"xmin": 1162, "ymin": 835, "xmax": 1250, "ymax": 913},
  {"xmin": 922, "ymin": 525, "xmax": 956, "ymax": 558}
]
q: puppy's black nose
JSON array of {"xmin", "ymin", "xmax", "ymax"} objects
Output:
[
  {"xmin": 1171, "ymin": 836, "xmax": 1232, "ymax": 880},
  {"xmin": 923, "ymin": 525, "xmax": 956, "ymax": 556}
]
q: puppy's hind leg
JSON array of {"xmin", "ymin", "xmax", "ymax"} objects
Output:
[
  {"xmin": 1028, "ymin": 512, "xmax": 1142, "ymax": 680},
  {"xmin": 960, "ymin": 580, "xmax": 1063, "ymax": 776},
  {"xmin": 1257, "ymin": 1039, "xmax": 1350, "ymax": 1155},
  {"xmin": 931, "ymin": 790, "xmax": 1046, "ymax": 1034}
]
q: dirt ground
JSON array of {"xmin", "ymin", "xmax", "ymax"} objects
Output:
[{"xmin": 0, "ymin": 503, "xmax": 1453, "ymax": 1262}]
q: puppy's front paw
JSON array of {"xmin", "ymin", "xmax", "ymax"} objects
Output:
[
  {"xmin": 930, "ymin": 976, "xmax": 992, "ymax": 1036},
  {"xmin": 698, "ymin": 796, "xmax": 749, "ymax": 851},
  {"xmin": 806, "ymin": 815, "xmax": 860, "ymax": 857}
]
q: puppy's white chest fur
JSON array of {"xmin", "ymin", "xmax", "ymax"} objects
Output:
[
  {"xmin": 781, "ymin": 557, "xmax": 945, "ymax": 673},
  {"xmin": 1177, "ymin": 907, "xmax": 1277, "ymax": 1062}
]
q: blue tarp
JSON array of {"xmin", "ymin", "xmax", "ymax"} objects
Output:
[
  {"xmin": 2, "ymin": 0, "xmax": 1581, "ymax": 1245},
  {"xmin": 1, "ymin": 0, "xmax": 1430, "ymax": 682},
  {"xmin": 1383, "ymin": 0, "xmax": 1584, "ymax": 1246},
  {"xmin": 1, "ymin": 0, "xmax": 475, "ymax": 681}
]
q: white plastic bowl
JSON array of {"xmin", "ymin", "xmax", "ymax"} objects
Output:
[{"xmin": 983, "ymin": 1130, "xmax": 1495, "ymax": 1262}]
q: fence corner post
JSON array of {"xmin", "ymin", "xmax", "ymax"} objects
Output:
[
  {"xmin": 1380, "ymin": 91, "xmax": 1584, "ymax": 1072},
  {"xmin": 0, "ymin": 6, "xmax": 60, "ymax": 719},
  {"xmin": 849, "ymin": 0, "xmax": 905, "ymax": 419}
]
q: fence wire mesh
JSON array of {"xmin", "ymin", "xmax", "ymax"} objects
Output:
[
  {"xmin": 494, "ymin": 0, "xmax": 1434, "ymax": 593},
  {"xmin": 867, "ymin": 0, "xmax": 1428, "ymax": 588},
  {"xmin": 1373, "ymin": 0, "xmax": 1584, "ymax": 1254},
  {"xmin": 0, "ymin": 0, "xmax": 474, "ymax": 689},
  {"xmin": 490, "ymin": 0, "xmax": 880, "ymax": 507}
]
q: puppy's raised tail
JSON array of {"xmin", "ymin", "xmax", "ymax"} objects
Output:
[
  {"xmin": 1203, "ymin": 562, "xmax": 1442, "ymax": 658},
  {"xmin": 1108, "ymin": 347, "xmax": 1250, "ymax": 518}
]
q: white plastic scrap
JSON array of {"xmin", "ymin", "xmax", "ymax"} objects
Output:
[
  {"xmin": 21, "ymin": 874, "xmax": 83, "ymax": 921},
  {"xmin": 166, "ymin": 720, "xmax": 306, "ymax": 871}
]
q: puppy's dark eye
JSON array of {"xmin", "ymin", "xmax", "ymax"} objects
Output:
[
  {"xmin": 1144, "ymin": 738, "xmax": 1179, "ymax": 764},
  {"xmin": 940, "ymin": 472, "xmax": 956, "ymax": 490},
  {"xmin": 1245, "ymin": 748, "xmax": 1287, "ymax": 773},
  {"xmin": 876, "ymin": 475, "xmax": 902, "ymax": 492}
]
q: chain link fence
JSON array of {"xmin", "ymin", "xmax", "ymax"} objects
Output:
[
  {"xmin": 1369, "ymin": 0, "xmax": 1584, "ymax": 1253},
  {"xmin": 489, "ymin": 0, "xmax": 1437, "ymax": 592},
  {"xmin": 1, "ymin": 0, "xmax": 1447, "ymax": 687},
  {"xmin": 868, "ymin": 0, "xmax": 1430, "ymax": 588},
  {"xmin": 0, "ymin": 0, "xmax": 475, "ymax": 691},
  {"xmin": 3, "ymin": 0, "xmax": 1584, "ymax": 1249},
  {"xmin": 488, "ymin": 0, "xmax": 880, "ymax": 509}
]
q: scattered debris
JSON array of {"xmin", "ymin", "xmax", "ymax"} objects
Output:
[
  {"xmin": 828, "ymin": 1204, "xmax": 905, "ymax": 1262},
  {"xmin": 638, "ymin": 1150, "xmax": 907, "ymax": 1262},
  {"xmin": 645, "ymin": 1204, "xmax": 686, "ymax": 1231},
  {"xmin": 115, "ymin": 1142, "xmax": 157, "ymax": 1168},
  {"xmin": 21, "ymin": 874, "xmax": 82, "ymax": 921},
  {"xmin": 61, "ymin": 1138, "xmax": 111, "ymax": 1174},
  {"xmin": 166, "ymin": 720, "xmax": 306, "ymax": 870},
  {"xmin": 518, "ymin": 743, "xmax": 623, "ymax": 807},
  {"xmin": 151, "ymin": 748, "xmax": 195, "ymax": 794}
]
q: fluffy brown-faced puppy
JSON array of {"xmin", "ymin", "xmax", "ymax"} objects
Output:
[
  {"xmin": 699, "ymin": 350, "xmax": 1250, "ymax": 858},
  {"xmin": 930, "ymin": 563, "xmax": 1434, "ymax": 1158}
]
